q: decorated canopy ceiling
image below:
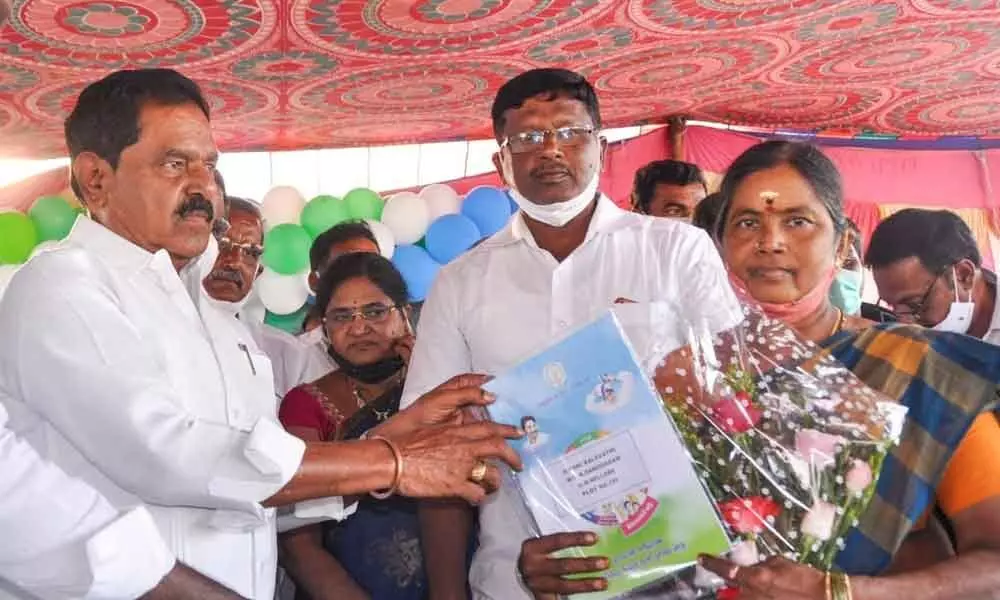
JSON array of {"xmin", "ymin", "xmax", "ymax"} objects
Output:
[{"xmin": 2, "ymin": 0, "xmax": 1000, "ymax": 159}]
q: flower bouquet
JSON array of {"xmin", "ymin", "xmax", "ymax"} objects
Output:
[{"xmin": 650, "ymin": 306, "xmax": 906, "ymax": 594}]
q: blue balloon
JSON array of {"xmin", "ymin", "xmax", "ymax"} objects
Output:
[
  {"xmin": 391, "ymin": 244, "xmax": 441, "ymax": 302},
  {"xmin": 425, "ymin": 214, "xmax": 482, "ymax": 264},
  {"xmin": 507, "ymin": 191, "xmax": 519, "ymax": 215},
  {"xmin": 462, "ymin": 186, "xmax": 511, "ymax": 237}
]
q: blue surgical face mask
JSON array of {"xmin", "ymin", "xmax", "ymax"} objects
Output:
[{"xmin": 830, "ymin": 269, "xmax": 863, "ymax": 316}]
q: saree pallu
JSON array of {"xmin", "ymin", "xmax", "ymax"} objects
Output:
[{"xmin": 823, "ymin": 324, "xmax": 1000, "ymax": 575}]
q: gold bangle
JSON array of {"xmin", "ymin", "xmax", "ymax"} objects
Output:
[{"xmin": 368, "ymin": 435, "xmax": 403, "ymax": 500}]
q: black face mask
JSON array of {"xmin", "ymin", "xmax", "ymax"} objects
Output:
[{"xmin": 327, "ymin": 346, "xmax": 405, "ymax": 384}]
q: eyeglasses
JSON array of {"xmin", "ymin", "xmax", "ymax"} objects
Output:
[
  {"xmin": 880, "ymin": 272, "xmax": 941, "ymax": 321},
  {"xmin": 501, "ymin": 126, "xmax": 595, "ymax": 154},
  {"xmin": 215, "ymin": 235, "xmax": 264, "ymax": 263},
  {"xmin": 324, "ymin": 303, "xmax": 399, "ymax": 328}
]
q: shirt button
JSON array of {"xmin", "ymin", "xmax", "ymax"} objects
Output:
[
  {"xmin": 557, "ymin": 320, "xmax": 569, "ymax": 328},
  {"xmin": 230, "ymin": 409, "xmax": 242, "ymax": 422}
]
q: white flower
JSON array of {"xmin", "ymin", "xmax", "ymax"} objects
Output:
[
  {"xmin": 693, "ymin": 565, "xmax": 725, "ymax": 589},
  {"xmin": 801, "ymin": 500, "xmax": 837, "ymax": 541},
  {"xmin": 729, "ymin": 539, "xmax": 761, "ymax": 566}
]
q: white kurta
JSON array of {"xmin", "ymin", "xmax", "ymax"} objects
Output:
[
  {"xmin": 0, "ymin": 217, "xmax": 349, "ymax": 599},
  {"xmin": 401, "ymin": 197, "xmax": 742, "ymax": 600}
]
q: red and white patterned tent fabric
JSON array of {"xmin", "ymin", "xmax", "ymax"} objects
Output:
[{"xmin": 2, "ymin": 1, "xmax": 1000, "ymax": 159}]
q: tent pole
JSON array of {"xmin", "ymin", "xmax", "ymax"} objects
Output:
[{"xmin": 668, "ymin": 116, "xmax": 686, "ymax": 161}]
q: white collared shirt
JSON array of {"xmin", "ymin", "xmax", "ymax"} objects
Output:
[
  {"xmin": 245, "ymin": 321, "xmax": 334, "ymax": 396},
  {"xmin": 0, "ymin": 403, "xmax": 175, "ymax": 599},
  {"xmin": 401, "ymin": 196, "xmax": 741, "ymax": 600},
  {"xmin": 0, "ymin": 217, "xmax": 336, "ymax": 599}
]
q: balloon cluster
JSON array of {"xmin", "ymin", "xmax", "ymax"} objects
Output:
[
  {"xmin": 0, "ymin": 196, "xmax": 84, "ymax": 298},
  {"xmin": 258, "ymin": 183, "xmax": 516, "ymax": 332}
]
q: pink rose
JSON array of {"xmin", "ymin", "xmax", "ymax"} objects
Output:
[
  {"xmin": 711, "ymin": 391, "xmax": 762, "ymax": 435},
  {"xmin": 801, "ymin": 500, "xmax": 837, "ymax": 541},
  {"xmin": 794, "ymin": 429, "xmax": 844, "ymax": 468},
  {"xmin": 845, "ymin": 459, "xmax": 874, "ymax": 494}
]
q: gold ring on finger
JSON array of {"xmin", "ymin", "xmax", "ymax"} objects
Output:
[{"xmin": 469, "ymin": 461, "xmax": 488, "ymax": 483}]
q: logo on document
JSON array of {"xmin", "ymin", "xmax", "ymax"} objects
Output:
[{"xmin": 543, "ymin": 362, "xmax": 567, "ymax": 389}]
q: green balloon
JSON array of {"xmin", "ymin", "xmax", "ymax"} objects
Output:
[
  {"xmin": 0, "ymin": 212, "xmax": 38, "ymax": 264},
  {"xmin": 29, "ymin": 196, "xmax": 80, "ymax": 241},
  {"xmin": 343, "ymin": 188, "xmax": 384, "ymax": 220},
  {"xmin": 301, "ymin": 194, "xmax": 349, "ymax": 238},
  {"xmin": 265, "ymin": 305, "xmax": 311, "ymax": 334},
  {"xmin": 263, "ymin": 224, "xmax": 312, "ymax": 275}
]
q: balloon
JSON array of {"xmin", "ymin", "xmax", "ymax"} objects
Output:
[
  {"xmin": 344, "ymin": 188, "xmax": 384, "ymax": 220},
  {"xmin": 301, "ymin": 194, "xmax": 349, "ymax": 238},
  {"xmin": 391, "ymin": 244, "xmax": 441, "ymax": 302},
  {"xmin": 420, "ymin": 183, "xmax": 462, "ymax": 221},
  {"xmin": 0, "ymin": 264, "xmax": 20, "ymax": 302},
  {"xmin": 425, "ymin": 214, "xmax": 482, "ymax": 264},
  {"xmin": 261, "ymin": 186, "xmax": 306, "ymax": 228},
  {"xmin": 363, "ymin": 219, "xmax": 396, "ymax": 259},
  {"xmin": 264, "ymin": 304, "xmax": 311, "ymax": 334},
  {"xmin": 262, "ymin": 223, "xmax": 312, "ymax": 275},
  {"xmin": 381, "ymin": 191, "xmax": 430, "ymax": 245},
  {"xmin": 0, "ymin": 212, "xmax": 38, "ymax": 264},
  {"xmin": 461, "ymin": 186, "xmax": 511, "ymax": 237},
  {"xmin": 29, "ymin": 196, "xmax": 80, "ymax": 241},
  {"xmin": 257, "ymin": 268, "xmax": 311, "ymax": 315}
]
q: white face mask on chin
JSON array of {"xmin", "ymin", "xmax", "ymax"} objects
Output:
[
  {"xmin": 932, "ymin": 267, "xmax": 975, "ymax": 334},
  {"xmin": 500, "ymin": 150, "xmax": 600, "ymax": 227}
]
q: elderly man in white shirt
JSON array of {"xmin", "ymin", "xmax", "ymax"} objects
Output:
[
  {"xmin": 401, "ymin": 69, "xmax": 741, "ymax": 600},
  {"xmin": 201, "ymin": 196, "xmax": 329, "ymax": 398},
  {"xmin": 0, "ymin": 402, "xmax": 244, "ymax": 600},
  {"xmin": 0, "ymin": 68, "xmax": 521, "ymax": 600}
]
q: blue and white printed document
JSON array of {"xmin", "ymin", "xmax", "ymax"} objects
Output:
[{"xmin": 485, "ymin": 312, "xmax": 730, "ymax": 599}]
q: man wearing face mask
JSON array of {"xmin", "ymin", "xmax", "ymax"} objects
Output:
[
  {"xmin": 866, "ymin": 209, "xmax": 996, "ymax": 338},
  {"xmin": 401, "ymin": 68, "xmax": 742, "ymax": 600}
]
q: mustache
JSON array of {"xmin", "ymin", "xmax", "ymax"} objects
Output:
[
  {"xmin": 209, "ymin": 267, "xmax": 245, "ymax": 286},
  {"xmin": 176, "ymin": 194, "xmax": 215, "ymax": 222},
  {"xmin": 530, "ymin": 163, "xmax": 571, "ymax": 178}
]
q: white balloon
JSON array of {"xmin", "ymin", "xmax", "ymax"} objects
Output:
[
  {"xmin": 256, "ymin": 268, "xmax": 310, "ymax": 315},
  {"xmin": 261, "ymin": 186, "xmax": 306, "ymax": 228},
  {"xmin": 420, "ymin": 183, "xmax": 462, "ymax": 221},
  {"xmin": 364, "ymin": 219, "xmax": 396, "ymax": 259},
  {"xmin": 0, "ymin": 264, "xmax": 20, "ymax": 303},
  {"xmin": 380, "ymin": 191, "xmax": 429, "ymax": 245}
]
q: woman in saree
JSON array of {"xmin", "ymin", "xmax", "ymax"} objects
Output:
[
  {"xmin": 278, "ymin": 252, "xmax": 427, "ymax": 600},
  {"xmin": 516, "ymin": 141, "xmax": 1000, "ymax": 599}
]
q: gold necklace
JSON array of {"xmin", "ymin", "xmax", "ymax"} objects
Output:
[{"xmin": 350, "ymin": 372, "xmax": 402, "ymax": 421}]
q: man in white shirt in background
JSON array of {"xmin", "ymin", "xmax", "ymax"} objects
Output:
[
  {"xmin": 0, "ymin": 402, "xmax": 243, "ymax": 600},
  {"xmin": 0, "ymin": 68, "xmax": 521, "ymax": 599},
  {"xmin": 202, "ymin": 196, "xmax": 327, "ymax": 397},
  {"xmin": 402, "ymin": 68, "xmax": 741, "ymax": 600}
]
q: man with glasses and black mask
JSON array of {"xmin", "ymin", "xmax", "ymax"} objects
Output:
[
  {"xmin": 866, "ymin": 209, "xmax": 996, "ymax": 339},
  {"xmin": 400, "ymin": 68, "xmax": 742, "ymax": 600}
]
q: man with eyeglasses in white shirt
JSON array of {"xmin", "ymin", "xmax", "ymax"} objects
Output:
[
  {"xmin": 401, "ymin": 68, "xmax": 741, "ymax": 600},
  {"xmin": 0, "ymin": 68, "xmax": 522, "ymax": 600}
]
